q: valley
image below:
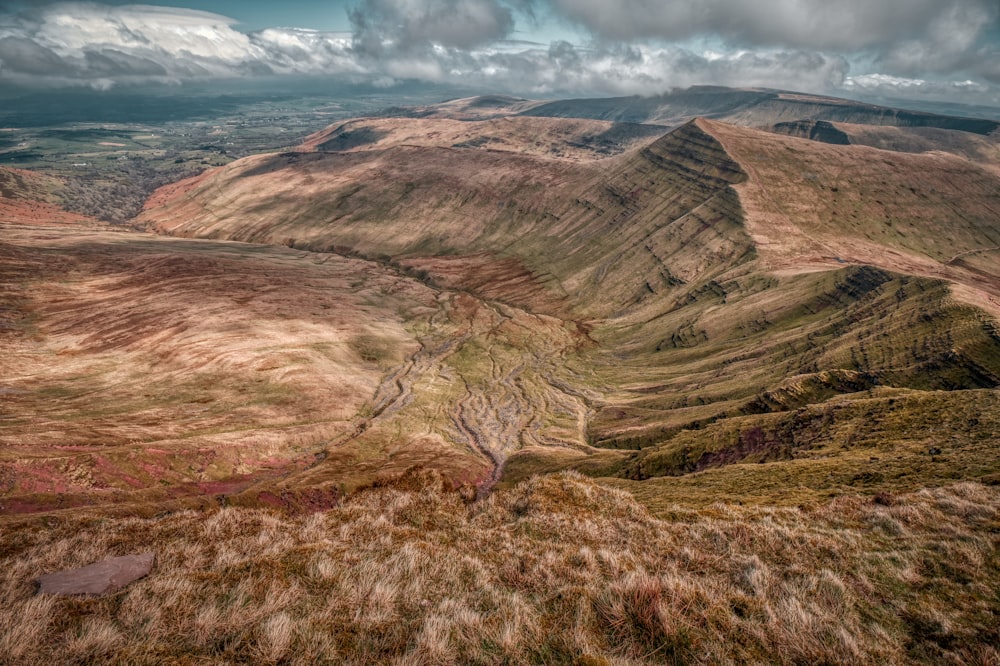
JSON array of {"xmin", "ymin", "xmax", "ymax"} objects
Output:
[
  {"xmin": 130, "ymin": 97, "xmax": 1000, "ymax": 508},
  {"xmin": 1, "ymin": 86, "xmax": 999, "ymax": 664}
]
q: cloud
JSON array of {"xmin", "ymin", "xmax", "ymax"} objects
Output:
[
  {"xmin": 843, "ymin": 73, "xmax": 998, "ymax": 103},
  {"xmin": 0, "ymin": 1, "xmax": 996, "ymax": 109},
  {"xmin": 0, "ymin": 1, "xmax": 848, "ymax": 96},
  {"xmin": 550, "ymin": 0, "xmax": 997, "ymax": 53},
  {"xmin": 550, "ymin": 0, "xmax": 1000, "ymax": 97},
  {"xmin": 441, "ymin": 43, "xmax": 849, "ymax": 97},
  {"xmin": 0, "ymin": 35, "xmax": 68, "ymax": 76},
  {"xmin": 348, "ymin": 0, "xmax": 524, "ymax": 54},
  {"xmin": 0, "ymin": 3, "xmax": 253, "ymax": 84},
  {"xmin": 252, "ymin": 28, "xmax": 362, "ymax": 75}
]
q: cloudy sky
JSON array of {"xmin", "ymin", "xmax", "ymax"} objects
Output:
[{"xmin": 0, "ymin": 0, "xmax": 998, "ymax": 107}]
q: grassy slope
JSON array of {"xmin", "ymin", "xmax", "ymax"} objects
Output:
[
  {"xmin": 135, "ymin": 116, "xmax": 1000, "ymax": 507},
  {"xmin": 705, "ymin": 118, "xmax": 1000, "ymax": 291},
  {"xmin": 138, "ymin": 121, "xmax": 752, "ymax": 319},
  {"xmin": 0, "ymin": 223, "xmax": 492, "ymax": 513},
  {"xmin": 1, "ymin": 473, "xmax": 997, "ymax": 665},
  {"xmin": 831, "ymin": 123, "xmax": 1000, "ymax": 175},
  {"xmin": 3, "ymin": 103, "xmax": 1000, "ymax": 665},
  {"xmin": 299, "ymin": 116, "xmax": 665, "ymax": 160}
]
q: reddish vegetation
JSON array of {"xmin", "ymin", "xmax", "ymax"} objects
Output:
[
  {"xmin": 0, "ymin": 167, "xmax": 101, "ymax": 227},
  {"xmin": 0, "ymin": 198, "xmax": 98, "ymax": 226},
  {"xmin": 141, "ymin": 168, "xmax": 218, "ymax": 212},
  {"xmin": 0, "ymin": 219, "xmax": 456, "ymax": 513}
]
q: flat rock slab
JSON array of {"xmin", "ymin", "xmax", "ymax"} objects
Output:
[{"xmin": 35, "ymin": 553, "xmax": 155, "ymax": 596}]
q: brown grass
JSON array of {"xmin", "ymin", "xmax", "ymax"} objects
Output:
[
  {"xmin": 2, "ymin": 471, "xmax": 997, "ymax": 665},
  {"xmin": 299, "ymin": 116, "xmax": 662, "ymax": 161},
  {"xmin": 703, "ymin": 118, "xmax": 1000, "ymax": 313},
  {"xmin": 0, "ymin": 222, "xmax": 446, "ymax": 511}
]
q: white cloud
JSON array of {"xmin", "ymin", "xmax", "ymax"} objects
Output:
[
  {"xmin": 846, "ymin": 73, "xmax": 930, "ymax": 90},
  {"xmin": 0, "ymin": 2, "xmax": 850, "ymax": 95},
  {"xmin": 843, "ymin": 72, "xmax": 998, "ymax": 105},
  {"xmin": 0, "ymin": 1, "xmax": 996, "ymax": 108},
  {"xmin": 253, "ymin": 28, "xmax": 361, "ymax": 74},
  {"xmin": 550, "ymin": 0, "xmax": 997, "ymax": 53},
  {"xmin": 450, "ymin": 44, "xmax": 849, "ymax": 97},
  {"xmin": 0, "ymin": 3, "xmax": 363, "ymax": 87}
]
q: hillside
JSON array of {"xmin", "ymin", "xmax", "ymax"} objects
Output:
[
  {"xmin": 2, "ymin": 472, "xmax": 997, "ymax": 664},
  {"xmin": 4, "ymin": 89, "xmax": 1000, "ymax": 665},
  {"xmin": 1, "ymin": 220, "xmax": 498, "ymax": 513},
  {"xmin": 522, "ymin": 86, "xmax": 1000, "ymax": 134},
  {"xmin": 0, "ymin": 167, "xmax": 100, "ymax": 227},
  {"xmin": 133, "ymin": 110, "xmax": 1000, "ymax": 506},
  {"xmin": 300, "ymin": 116, "xmax": 665, "ymax": 160}
]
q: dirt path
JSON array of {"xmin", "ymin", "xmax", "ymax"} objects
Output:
[{"xmin": 946, "ymin": 245, "xmax": 1000, "ymax": 265}]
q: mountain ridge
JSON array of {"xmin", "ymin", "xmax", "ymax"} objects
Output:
[
  {"xmin": 520, "ymin": 85, "xmax": 1000, "ymax": 134},
  {"xmin": 133, "ymin": 109, "xmax": 1000, "ymax": 501}
]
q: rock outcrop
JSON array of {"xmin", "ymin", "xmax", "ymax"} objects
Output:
[{"xmin": 36, "ymin": 553, "xmax": 155, "ymax": 596}]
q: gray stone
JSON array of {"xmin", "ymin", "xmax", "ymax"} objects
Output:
[{"xmin": 35, "ymin": 553, "xmax": 155, "ymax": 596}]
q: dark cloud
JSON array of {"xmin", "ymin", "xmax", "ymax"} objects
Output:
[
  {"xmin": 551, "ymin": 0, "xmax": 997, "ymax": 52},
  {"xmin": 0, "ymin": 36, "xmax": 67, "ymax": 75},
  {"xmin": 544, "ymin": 0, "xmax": 1000, "ymax": 104},
  {"xmin": 83, "ymin": 48, "xmax": 168, "ymax": 76},
  {"xmin": 349, "ymin": 0, "xmax": 523, "ymax": 54},
  {"xmin": 0, "ymin": 1, "xmax": 996, "ymax": 108}
]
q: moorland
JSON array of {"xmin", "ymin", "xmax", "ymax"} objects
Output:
[{"xmin": 1, "ymin": 85, "xmax": 998, "ymax": 664}]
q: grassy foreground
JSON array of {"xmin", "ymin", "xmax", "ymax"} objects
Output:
[{"xmin": 2, "ymin": 471, "xmax": 997, "ymax": 665}]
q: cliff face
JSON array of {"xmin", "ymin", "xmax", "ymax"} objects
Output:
[{"xmin": 769, "ymin": 120, "xmax": 851, "ymax": 144}]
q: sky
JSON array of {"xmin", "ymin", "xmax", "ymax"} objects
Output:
[{"xmin": 0, "ymin": 0, "xmax": 998, "ymax": 107}]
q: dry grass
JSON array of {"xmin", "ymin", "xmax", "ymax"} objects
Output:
[
  {"xmin": 0, "ymin": 222, "xmax": 448, "ymax": 511},
  {"xmin": 299, "ymin": 116, "xmax": 663, "ymax": 161},
  {"xmin": 704, "ymin": 118, "xmax": 1000, "ymax": 312},
  {"xmin": 2, "ymin": 471, "xmax": 997, "ymax": 665}
]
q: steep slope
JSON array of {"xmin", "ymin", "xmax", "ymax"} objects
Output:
[
  {"xmin": 702, "ymin": 118, "xmax": 1000, "ymax": 309},
  {"xmin": 768, "ymin": 120, "xmax": 851, "ymax": 144},
  {"xmin": 300, "ymin": 116, "xmax": 664, "ymax": 160},
  {"xmin": 137, "ymin": 114, "xmax": 1000, "ymax": 501},
  {"xmin": 523, "ymin": 86, "xmax": 1000, "ymax": 134},
  {"xmin": 140, "ymin": 120, "xmax": 753, "ymax": 319}
]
